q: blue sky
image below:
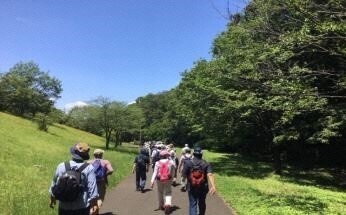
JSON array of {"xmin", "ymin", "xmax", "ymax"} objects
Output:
[{"xmin": 0, "ymin": 0, "xmax": 247, "ymax": 110}]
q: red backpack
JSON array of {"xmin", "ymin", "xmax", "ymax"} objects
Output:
[
  {"xmin": 189, "ymin": 161, "xmax": 206, "ymax": 187},
  {"xmin": 158, "ymin": 160, "xmax": 172, "ymax": 182}
]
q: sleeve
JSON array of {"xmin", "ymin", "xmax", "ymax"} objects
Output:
[
  {"xmin": 87, "ymin": 166, "xmax": 99, "ymax": 202},
  {"xmin": 151, "ymin": 161, "xmax": 159, "ymax": 183},
  {"xmin": 49, "ymin": 166, "xmax": 60, "ymax": 196},
  {"xmin": 206, "ymin": 161, "xmax": 212, "ymax": 174},
  {"xmin": 134, "ymin": 156, "xmax": 138, "ymax": 164},
  {"xmin": 49, "ymin": 163, "xmax": 65, "ymax": 196}
]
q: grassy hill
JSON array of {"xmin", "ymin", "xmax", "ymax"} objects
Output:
[{"xmin": 0, "ymin": 112, "xmax": 135, "ymax": 215}]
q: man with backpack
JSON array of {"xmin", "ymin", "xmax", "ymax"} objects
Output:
[
  {"xmin": 178, "ymin": 148, "xmax": 192, "ymax": 191},
  {"xmin": 132, "ymin": 148, "xmax": 150, "ymax": 192},
  {"xmin": 49, "ymin": 142, "xmax": 99, "ymax": 215},
  {"xmin": 90, "ymin": 149, "xmax": 114, "ymax": 214},
  {"xmin": 182, "ymin": 147, "xmax": 216, "ymax": 215},
  {"xmin": 150, "ymin": 150, "xmax": 176, "ymax": 215},
  {"xmin": 151, "ymin": 144, "xmax": 162, "ymax": 170}
]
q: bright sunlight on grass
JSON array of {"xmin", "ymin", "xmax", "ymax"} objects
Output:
[
  {"xmin": 203, "ymin": 151, "xmax": 346, "ymax": 215},
  {"xmin": 0, "ymin": 112, "xmax": 136, "ymax": 215}
]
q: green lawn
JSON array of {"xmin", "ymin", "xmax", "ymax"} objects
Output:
[
  {"xmin": 203, "ymin": 152, "xmax": 346, "ymax": 215},
  {"xmin": 0, "ymin": 112, "xmax": 136, "ymax": 215},
  {"xmin": 1, "ymin": 112, "xmax": 345, "ymax": 215}
]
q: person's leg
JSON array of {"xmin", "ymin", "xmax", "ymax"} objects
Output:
[
  {"xmin": 164, "ymin": 182, "xmax": 172, "ymax": 206},
  {"xmin": 197, "ymin": 191, "xmax": 207, "ymax": 215},
  {"xmin": 180, "ymin": 176, "xmax": 186, "ymax": 191},
  {"xmin": 188, "ymin": 191, "xmax": 198, "ymax": 215},
  {"xmin": 140, "ymin": 170, "xmax": 147, "ymax": 191},
  {"xmin": 59, "ymin": 207, "xmax": 90, "ymax": 215},
  {"xmin": 135, "ymin": 170, "xmax": 140, "ymax": 190},
  {"xmin": 157, "ymin": 181, "xmax": 164, "ymax": 209},
  {"xmin": 163, "ymin": 182, "xmax": 172, "ymax": 214}
]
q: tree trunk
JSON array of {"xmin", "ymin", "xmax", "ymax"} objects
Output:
[
  {"xmin": 105, "ymin": 130, "xmax": 112, "ymax": 149},
  {"xmin": 273, "ymin": 146, "xmax": 282, "ymax": 174}
]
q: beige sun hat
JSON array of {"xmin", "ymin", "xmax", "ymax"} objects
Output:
[{"xmin": 93, "ymin": 148, "xmax": 105, "ymax": 155}]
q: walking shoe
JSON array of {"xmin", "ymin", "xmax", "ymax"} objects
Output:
[{"xmin": 164, "ymin": 205, "xmax": 171, "ymax": 215}]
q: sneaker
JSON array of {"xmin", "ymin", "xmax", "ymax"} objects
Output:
[
  {"xmin": 180, "ymin": 187, "xmax": 186, "ymax": 192},
  {"xmin": 164, "ymin": 205, "xmax": 171, "ymax": 215}
]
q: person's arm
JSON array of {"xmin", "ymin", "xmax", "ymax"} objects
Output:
[
  {"xmin": 49, "ymin": 163, "xmax": 62, "ymax": 208},
  {"xmin": 105, "ymin": 160, "xmax": 114, "ymax": 176},
  {"xmin": 146, "ymin": 157, "xmax": 150, "ymax": 172},
  {"xmin": 150, "ymin": 162, "xmax": 159, "ymax": 188},
  {"xmin": 207, "ymin": 173, "xmax": 216, "ymax": 195},
  {"xmin": 89, "ymin": 198, "xmax": 98, "ymax": 215},
  {"xmin": 132, "ymin": 163, "xmax": 136, "ymax": 174},
  {"xmin": 87, "ymin": 166, "xmax": 99, "ymax": 213}
]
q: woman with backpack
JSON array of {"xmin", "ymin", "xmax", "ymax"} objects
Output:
[
  {"xmin": 89, "ymin": 149, "xmax": 114, "ymax": 215},
  {"xmin": 150, "ymin": 150, "xmax": 176, "ymax": 215}
]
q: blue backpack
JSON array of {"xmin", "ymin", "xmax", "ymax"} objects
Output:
[{"xmin": 92, "ymin": 159, "xmax": 107, "ymax": 181}]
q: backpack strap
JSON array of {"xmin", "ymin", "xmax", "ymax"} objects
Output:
[
  {"xmin": 77, "ymin": 162, "xmax": 89, "ymax": 173},
  {"xmin": 64, "ymin": 161, "xmax": 71, "ymax": 171}
]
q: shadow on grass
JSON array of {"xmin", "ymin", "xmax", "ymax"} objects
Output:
[
  {"xmin": 279, "ymin": 167, "xmax": 346, "ymax": 191},
  {"xmin": 210, "ymin": 154, "xmax": 273, "ymax": 179},
  {"xmin": 211, "ymin": 153, "xmax": 346, "ymax": 191},
  {"xmin": 254, "ymin": 188, "xmax": 328, "ymax": 213}
]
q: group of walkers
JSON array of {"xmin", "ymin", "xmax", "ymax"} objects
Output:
[
  {"xmin": 49, "ymin": 141, "xmax": 216, "ymax": 215},
  {"xmin": 49, "ymin": 143, "xmax": 113, "ymax": 215},
  {"xmin": 133, "ymin": 142, "xmax": 216, "ymax": 215}
]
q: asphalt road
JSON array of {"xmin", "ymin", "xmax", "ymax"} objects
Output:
[{"xmin": 100, "ymin": 169, "xmax": 234, "ymax": 215}]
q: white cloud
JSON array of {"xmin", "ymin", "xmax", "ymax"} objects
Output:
[
  {"xmin": 64, "ymin": 101, "xmax": 88, "ymax": 112},
  {"xmin": 128, "ymin": 101, "xmax": 136, "ymax": 105}
]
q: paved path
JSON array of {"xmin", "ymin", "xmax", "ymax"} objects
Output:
[{"xmin": 100, "ymin": 169, "xmax": 234, "ymax": 215}]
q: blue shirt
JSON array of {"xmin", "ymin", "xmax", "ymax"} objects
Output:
[{"xmin": 49, "ymin": 160, "xmax": 99, "ymax": 210}]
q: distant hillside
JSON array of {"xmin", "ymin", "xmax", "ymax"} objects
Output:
[{"xmin": 0, "ymin": 112, "xmax": 135, "ymax": 215}]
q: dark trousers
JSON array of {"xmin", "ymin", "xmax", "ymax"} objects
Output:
[
  {"xmin": 136, "ymin": 169, "xmax": 147, "ymax": 190},
  {"xmin": 188, "ymin": 190, "xmax": 207, "ymax": 215},
  {"xmin": 58, "ymin": 207, "xmax": 90, "ymax": 215}
]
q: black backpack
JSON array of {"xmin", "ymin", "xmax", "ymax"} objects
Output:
[
  {"xmin": 52, "ymin": 162, "xmax": 89, "ymax": 202},
  {"xmin": 137, "ymin": 155, "xmax": 147, "ymax": 170}
]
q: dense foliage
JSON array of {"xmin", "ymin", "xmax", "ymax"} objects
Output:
[
  {"xmin": 0, "ymin": 62, "xmax": 62, "ymax": 117},
  {"xmin": 139, "ymin": 0, "xmax": 346, "ymax": 172}
]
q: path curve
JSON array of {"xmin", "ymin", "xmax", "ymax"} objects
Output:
[{"xmin": 99, "ymin": 169, "xmax": 234, "ymax": 215}]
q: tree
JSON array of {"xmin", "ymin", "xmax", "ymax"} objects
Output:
[{"xmin": 0, "ymin": 61, "xmax": 62, "ymax": 117}]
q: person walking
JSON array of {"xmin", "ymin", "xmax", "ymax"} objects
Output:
[
  {"xmin": 132, "ymin": 148, "xmax": 150, "ymax": 192},
  {"xmin": 150, "ymin": 150, "xmax": 176, "ymax": 214},
  {"xmin": 178, "ymin": 148, "xmax": 192, "ymax": 191},
  {"xmin": 169, "ymin": 150, "xmax": 179, "ymax": 186},
  {"xmin": 182, "ymin": 147, "xmax": 216, "ymax": 215},
  {"xmin": 151, "ymin": 144, "xmax": 162, "ymax": 170},
  {"xmin": 49, "ymin": 142, "xmax": 99, "ymax": 215},
  {"xmin": 90, "ymin": 149, "xmax": 114, "ymax": 214}
]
